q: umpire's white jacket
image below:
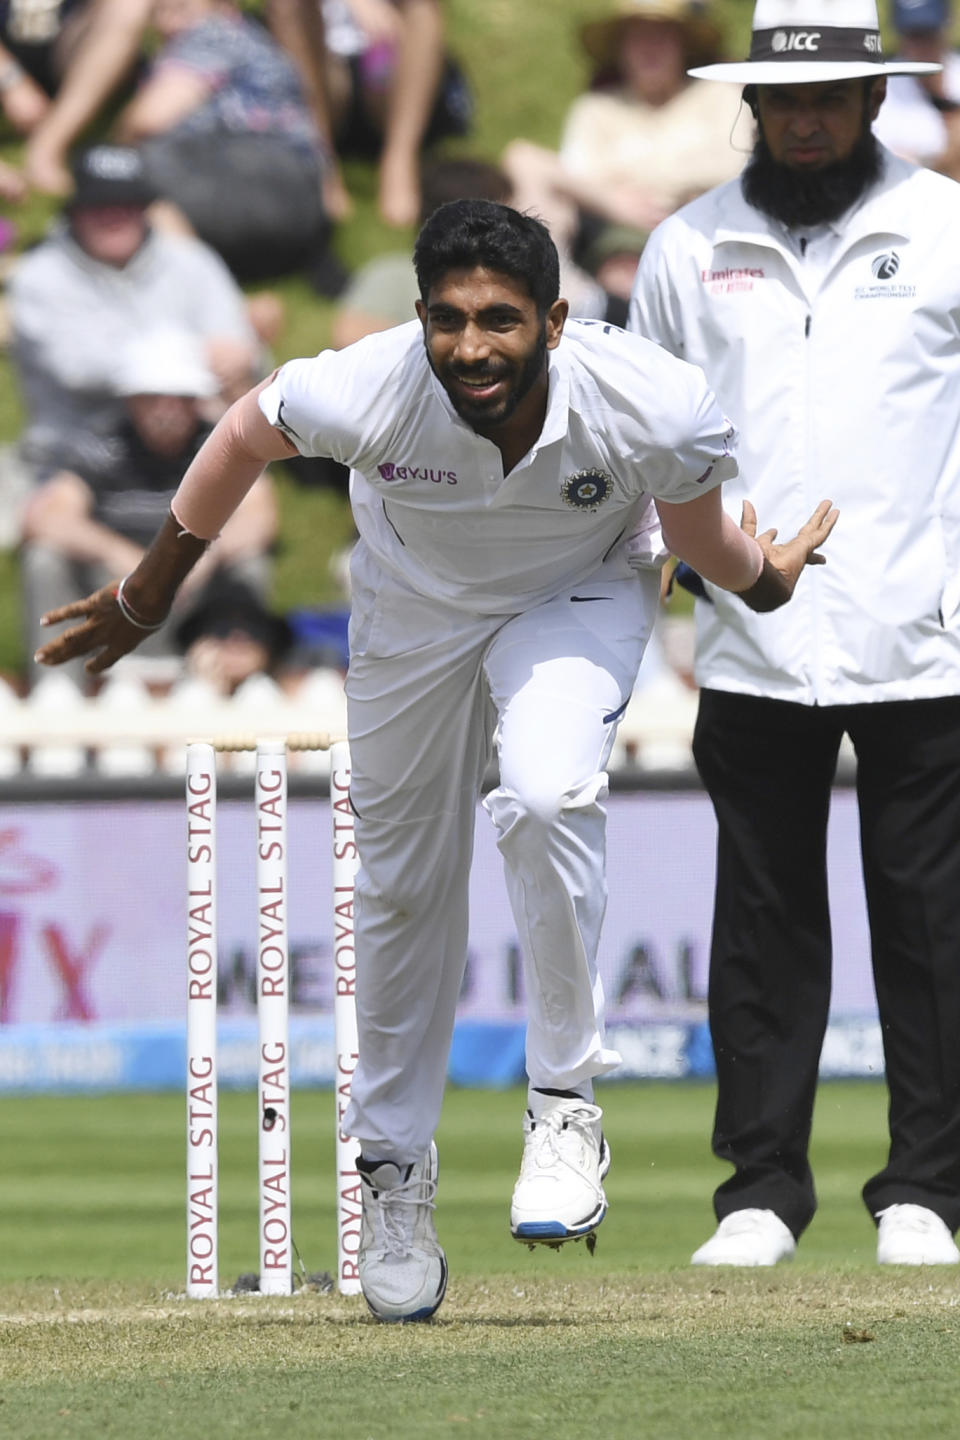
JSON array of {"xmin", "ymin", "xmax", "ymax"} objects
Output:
[{"xmin": 630, "ymin": 147, "xmax": 960, "ymax": 706}]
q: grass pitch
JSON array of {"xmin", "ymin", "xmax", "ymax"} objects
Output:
[{"xmin": 1, "ymin": 1081, "xmax": 959, "ymax": 1439}]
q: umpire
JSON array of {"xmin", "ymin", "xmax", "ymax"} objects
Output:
[{"xmin": 631, "ymin": 0, "xmax": 960, "ymax": 1266}]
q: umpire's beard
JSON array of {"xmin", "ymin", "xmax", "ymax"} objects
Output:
[{"xmin": 742, "ymin": 126, "xmax": 883, "ymax": 229}]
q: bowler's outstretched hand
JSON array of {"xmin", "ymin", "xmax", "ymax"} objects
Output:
[
  {"xmin": 34, "ymin": 583, "xmax": 147, "ymax": 675},
  {"xmin": 738, "ymin": 498, "xmax": 838, "ymax": 611}
]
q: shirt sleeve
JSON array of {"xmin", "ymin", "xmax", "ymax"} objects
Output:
[
  {"xmin": 257, "ymin": 351, "xmax": 366, "ymax": 465},
  {"xmin": 640, "ymin": 361, "xmax": 739, "ymax": 504}
]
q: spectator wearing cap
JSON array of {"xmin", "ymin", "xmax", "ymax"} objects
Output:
[
  {"xmin": 20, "ymin": 327, "xmax": 277, "ymax": 690},
  {"xmin": 8, "ymin": 144, "xmax": 262, "ymax": 484},
  {"xmin": 873, "ymin": 0, "xmax": 960, "ymax": 175}
]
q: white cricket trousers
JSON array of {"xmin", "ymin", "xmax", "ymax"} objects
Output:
[{"xmin": 342, "ymin": 553, "xmax": 659, "ymax": 1162}]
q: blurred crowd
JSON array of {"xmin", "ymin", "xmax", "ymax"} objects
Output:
[{"xmin": 0, "ymin": 0, "xmax": 957, "ymax": 768}]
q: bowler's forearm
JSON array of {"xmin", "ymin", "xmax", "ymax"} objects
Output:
[
  {"xmin": 117, "ymin": 511, "xmax": 211, "ymax": 626},
  {"xmin": 123, "ymin": 387, "xmax": 294, "ymax": 622},
  {"xmin": 171, "ymin": 384, "xmax": 295, "ymax": 540},
  {"xmin": 656, "ymin": 492, "xmax": 763, "ymax": 594}
]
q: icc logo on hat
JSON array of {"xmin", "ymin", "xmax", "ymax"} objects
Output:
[
  {"xmin": 687, "ymin": 0, "xmax": 942, "ymax": 84},
  {"xmin": 771, "ymin": 29, "xmax": 821, "ymax": 51}
]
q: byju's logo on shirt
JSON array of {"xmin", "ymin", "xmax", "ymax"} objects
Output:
[
  {"xmin": 377, "ymin": 462, "xmax": 458, "ymax": 485},
  {"xmin": 855, "ymin": 251, "xmax": 915, "ymax": 301},
  {"xmin": 561, "ymin": 469, "xmax": 612, "ymax": 511}
]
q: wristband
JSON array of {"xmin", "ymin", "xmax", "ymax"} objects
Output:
[
  {"xmin": 734, "ymin": 555, "xmax": 792, "ymax": 614},
  {"xmin": 115, "ymin": 575, "xmax": 167, "ymax": 631}
]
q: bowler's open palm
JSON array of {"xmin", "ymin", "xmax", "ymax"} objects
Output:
[
  {"xmin": 34, "ymin": 582, "xmax": 147, "ymax": 675},
  {"xmin": 743, "ymin": 498, "xmax": 838, "ymax": 602}
]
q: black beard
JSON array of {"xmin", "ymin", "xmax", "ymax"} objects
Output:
[{"xmin": 742, "ymin": 127, "xmax": 882, "ymax": 229}]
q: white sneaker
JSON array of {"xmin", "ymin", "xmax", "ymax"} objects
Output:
[
  {"xmin": 358, "ymin": 1142, "xmax": 448, "ymax": 1321},
  {"xmin": 876, "ymin": 1204, "xmax": 960, "ymax": 1265},
  {"xmin": 510, "ymin": 1097, "xmax": 610, "ymax": 1249},
  {"xmin": 691, "ymin": 1209, "xmax": 796, "ymax": 1266}
]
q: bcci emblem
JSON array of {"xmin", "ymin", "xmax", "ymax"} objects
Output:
[{"xmin": 561, "ymin": 468, "xmax": 612, "ymax": 511}]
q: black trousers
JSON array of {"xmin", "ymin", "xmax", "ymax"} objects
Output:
[{"xmin": 693, "ymin": 688, "xmax": 960, "ymax": 1239}]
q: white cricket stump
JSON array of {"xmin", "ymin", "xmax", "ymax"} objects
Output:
[
  {"xmin": 331, "ymin": 739, "xmax": 362, "ymax": 1295},
  {"xmin": 186, "ymin": 742, "xmax": 219, "ymax": 1298},
  {"xmin": 256, "ymin": 739, "xmax": 293, "ymax": 1295},
  {"xmin": 185, "ymin": 730, "xmax": 357, "ymax": 1300}
]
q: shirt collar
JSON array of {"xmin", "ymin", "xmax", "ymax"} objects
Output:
[{"xmin": 540, "ymin": 343, "xmax": 571, "ymax": 450}]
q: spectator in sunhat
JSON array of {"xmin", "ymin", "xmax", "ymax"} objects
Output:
[
  {"xmin": 502, "ymin": 0, "xmax": 753, "ymax": 317},
  {"xmin": 630, "ymin": 0, "xmax": 960, "ymax": 1269}
]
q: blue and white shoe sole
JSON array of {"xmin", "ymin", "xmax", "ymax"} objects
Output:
[{"xmin": 511, "ymin": 1139, "xmax": 611, "ymax": 1253}]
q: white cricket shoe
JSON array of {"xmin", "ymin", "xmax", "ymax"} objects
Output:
[
  {"xmin": 510, "ymin": 1097, "xmax": 610, "ymax": 1248},
  {"xmin": 876, "ymin": 1204, "xmax": 960, "ymax": 1265},
  {"xmin": 691, "ymin": 1208, "xmax": 796, "ymax": 1266},
  {"xmin": 358, "ymin": 1141, "xmax": 448, "ymax": 1322}
]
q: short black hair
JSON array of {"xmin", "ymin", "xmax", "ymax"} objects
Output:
[{"xmin": 414, "ymin": 200, "xmax": 560, "ymax": 314}]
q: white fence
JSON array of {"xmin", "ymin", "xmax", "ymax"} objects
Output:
[{"xmin": 0, "ymin": 663, "xmax": 701, "ymax": 777}]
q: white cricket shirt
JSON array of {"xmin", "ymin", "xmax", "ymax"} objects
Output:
[
  {"xmin": 259, "ymin": 317, "xmax": 737, "ymax": 614},
  {"xmin": 631, "ymin": 148, "xmax": 960, "ymax": 705}
]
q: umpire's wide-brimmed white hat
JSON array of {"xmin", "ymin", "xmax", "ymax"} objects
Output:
[{"xmin": 689, "ymin": 0, "xmax": 941, "ymax": 83}]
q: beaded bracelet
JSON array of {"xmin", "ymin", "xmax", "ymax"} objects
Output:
[{"xmin": 115, "ymin": 575, "xmax": 167, "ymax": 631}]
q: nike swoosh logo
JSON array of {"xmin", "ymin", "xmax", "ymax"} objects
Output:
[
  {"xmin": 570, "ymin": 595, "xmax": 611, "ymax": 603},
  {"xmin": 276, "ymin": 399, "xmax": 304, "ymax": 445}
]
